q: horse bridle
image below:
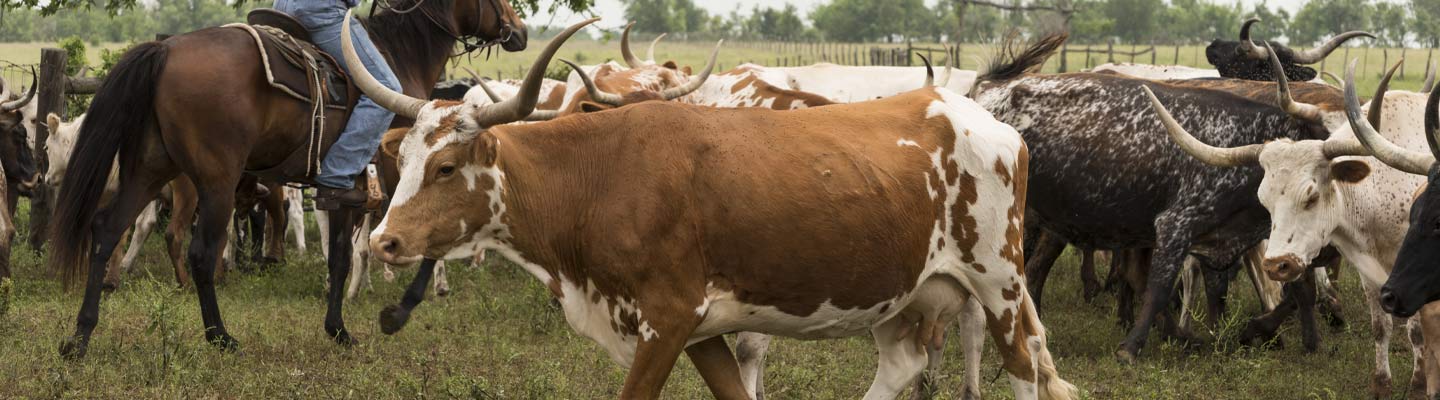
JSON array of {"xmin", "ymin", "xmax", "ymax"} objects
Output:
[{"xmin": 371, "ymin": 0, "xmax": 518, "ymax": 56}]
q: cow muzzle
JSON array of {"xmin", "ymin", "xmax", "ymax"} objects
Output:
[
  {"xmin": 370, "ymin": 232, "xmax": 423, "ymax": 265},
  {"xmin": 1261, "ymin": 254, "xmax": 1307, "ymax": 282}
]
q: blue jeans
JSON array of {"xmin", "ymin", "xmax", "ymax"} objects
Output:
[{"xmin": 274, "ymin": 0, "xmax": 400, "ymax": 189}]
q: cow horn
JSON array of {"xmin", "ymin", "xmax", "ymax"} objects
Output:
[
  {"xmin": 343, "ymin": 11, "xmax": 425, "ymax": 119},
  {"xmin": 473, "ymin": 77, "xmax": 505, "ymax": 104},
  {"xmin": 1265, "ymin": 43, "xmax": 1322, "ymax": 123},
  {"xmin": 1367, "ymin": 58, "xmax": 1402, "ymax": 132},
  {"xmin": 524, "ymin": 110, "xmax": 559, "ymax": 122},
  {"xmin": 472, "ymin": 18, "xmax": 600, "ymax": 127},
  {"xmin": 1291, "ymin": 31, "xmax": 1375, "ymax": 64},
  {"xmin": 562, "ymin": 59, "xmax": 624, "ymax": 106},
  {"xmin": 647, "ymin": 32, "xmax": 667, "ymax": 64},
  {"xmin": 460, "ymin": 66, "xmax": 482, "ymax": 84},
  {"xmin": 1425, "ymin": 62, "xmax": 1437, "ymax": 93},
  {"xmin": 1320, "ymin": 71, "xmax": 1343, "ymax": 87},
  {"xmin": 1236, "ymin": 18, "xmax": 1270, "ymax": 60},
  {"xmin": 940, "ymin": 47, "xmax": 954, "ymax": 88},
  {"xmin": 1143, "ymin": 85, "xmax": 1263, "ymax": 167},
  {"xmin": 919, "ymin": 53, "xmax": 935, "ymax": 87},
  {"xmin": 659, "ymin": 40, "xmax": 722, "ymax": 101},
  {"xmin": 0, "ymin": 75, "xmax": 10, "ymax": 105},
  {"xmin": 621, "ymin": 23, "xmax": 645, "ymax": 68},
  {"xmin": 1, "ymin": 71, "xmax": 37, "ymax": 112},
  {"xmin": 1428, "ymin": 70, "xmax": 1440, "ymax": 161},
  {"xmin": 1343, "ymin": 59, "xmax": 1435, "ymax": 175}
]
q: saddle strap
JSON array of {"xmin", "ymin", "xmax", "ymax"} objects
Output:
[{"xmin": 226, "ymin": 23, "xmax": 329, "ymax": 178}]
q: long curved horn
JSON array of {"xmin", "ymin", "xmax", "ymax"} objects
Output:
[
  {"xmin": 473, "ymin": 77, "xmax": 505, "ymax": 104},
  {"xmin": 460, "ymin": 66, "xmax": 482, "ymax": 83},
  {"xmin": 0, "ymin": 75, "xmax": 10, "ymax": 105},
  {"xmin": 1142, "ymin": 85, "xmax": 1263, "ymax": 167},
  {"xmin": 1, "ymin": 72, "xmax": 37, "ymax": 112},
  {"xmin": 1265, "ymin": 43, "xmax": 1322, "ymax": 123},
  {"xmin": 1236, "ymin": 18, "xmax": 1270, "ymax": 60},
  {"xmin": 1425, "ymin": 61, "xmax": 1437, "ymax": 93},
  {"xmin": 1367, "ymin": 59, "xmax": 1402, "ymax": 132},
  {"xmin": 918, "ymin": 53, "xmax": 935, "ymax": 87},
  {"xmin": 472, "ymin": 18, "xmax": 601, "ymax": 127},
  {"xmin": 620, "ymin": 23, "xmax": 644, "ymax": 68},
  {"xmin": 1320, "ymin": 71, "xmax": 1343, "ymax": 87},
  {"xmin": 659, "ymin": 40, "xmax": 722, "ymax": 101},
  {"xmin": 1343, "ymin": 59, "xmax": 1435, "ymax": 175},
  {"xmin": 646, "ymin": 32, "xmax": 668, "ymax": 63},
  {"xmin": 940, "ymin": 46, "xmax": 954, "ymax": 88},
  {"xmin": 1427, "ymin": 70, "xmax": 1440, "ymax": 159},
  {"xmin": 1291, "ymin": 31, "xmax": 1375, "ymax": 64},
  {"xmin": 524, "ymin": 110, "xmax": 559, "ymax": 122},
  {"xmin": 561, "ymin": 59, "xmax": 624, "ymax": 106},
  {"xmin": 343, "ymin": 11, "xmax": 425, "ymax": 119}
]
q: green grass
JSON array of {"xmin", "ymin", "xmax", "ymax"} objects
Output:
[{"xmin": 0, "ymin": 193, "xmax": 1421, "ymax": 399}]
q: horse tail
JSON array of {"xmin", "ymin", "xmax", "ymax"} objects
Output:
[{"xmin": 51, "ymin": 41, "xmax": 168, "ymax": 288}]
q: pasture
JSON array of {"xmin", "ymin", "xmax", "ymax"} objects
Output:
[{"xmin": 0, "ymin": 197, "xmax": 1414, "ymax": 399}]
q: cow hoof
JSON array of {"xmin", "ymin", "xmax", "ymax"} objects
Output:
[
  {"xmin": 436, "ymin": 287, "xmax": 450, "ymax": 297},
  {"xmin": 379, "ymin": 304, "xmax": 410, "ymax": 335},
  {"xmin": 207, "ymin": 332, "xmax": 240, "ymax": 353},
  {"xmin": 262, "ymin": 256, "xmax": 281, "ymax": 266},
  {"xmin": 1238, "ymin": 320, "xmax": 1281, "ymax": 349},
  {"xmin": 100, "ymin": 281, "xmax": 120, "ymax": 293},
  {"xmin": 1371, "ymin": 374, "xmax": 1393, "ymax": 400},
  {"xmin": 58, "ymin": 336, "xmax": 89, "ymax": 360},
  {"xmin": 959, "ymin": 390, "xmax": 981, "ymax": 400},
  {"xmin": 1114, "ymin": 348, "xmax": 1137, "ymax": 365}
]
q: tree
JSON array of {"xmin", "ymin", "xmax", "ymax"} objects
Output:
[
  {"xmin": 813, "ymin": 0, "xmax": 936, "ymax": 42},
  {"xmin": 1417, "ymin": 0, "xmax": 1440, "ymax": 47},
  {"xmin": 1371, "ymin": 2, "xmax": 1410, "ymax": 47},
  {"xmin": 1102, "ymin": 0, "xmax": 1163, "ymax": 41},
  {"xmin": 620, "ymin": 0, "xmax": 708, "ymax": 33},
  {"xmin": 1287, "ymin": 0, "xmax": 1372, "ymax": 46},
  {"xmin": 0, "ymin": 0, "xmax": 592, "ymax": 18}
]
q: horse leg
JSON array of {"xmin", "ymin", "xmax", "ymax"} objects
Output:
[
  {"xmin": 165, "ymin": 178, "xmax": 197, "ymax": 287},
  {"xmin": 101, "ymin": 228, "xmax": 132, "ymax": 291},
  {"xmin": 60, "ymin": 174, "xmax": 170, "ymax": 358},
  {"xmin": 186, "ymin": 176, "xmax": 244, "ymax": 351},
  {"xmin": 322, "ymin": 208, "xmax": 358, "ymax": 345}
]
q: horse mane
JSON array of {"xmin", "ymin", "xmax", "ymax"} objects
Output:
[{"xmin": 361, "ymin": 0, "xmax": 459, "ymax": 79}]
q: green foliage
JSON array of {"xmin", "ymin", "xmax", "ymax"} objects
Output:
[
  {"xmin": 0, "ymin": 278, "xmax": 11, "ymax": 317},
  {"xmin": 543, "ymin": 63, "xmax": 571, "ymax": 82},
  {"xmin": 1288, "ymin": 0, "xmax": 1373, "ymax": 45},
  {"xmin": 814, "ymin": 0, "xmax": 939, "ymax": 42},
  {"xmin": 58, "ymin": 36, "xmax": 86, "ymax": 76}
]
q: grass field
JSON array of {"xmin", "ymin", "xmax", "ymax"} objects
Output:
[
  {"xmin": 0, "ymin": 193, "xmax": 1422, "ymax": 399},
  {"xmin": 2, "ymin": 38, "xmax": 1436, "ymax": 96}
]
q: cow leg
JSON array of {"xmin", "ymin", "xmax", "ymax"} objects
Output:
[
  {"xmin": 166, "ymin": 179, "xmax": 197, "ymax": 287},
  {"xmin": 379, "ymin": 259, "xmax": 437, "ymax": 334},
  {"xmin": 316, "ymin": 207, "xmax": 330, "ymax": 259},
  {"xmin": 686, "ymin": 336, "xmax": 751, "ymax": 400},
  {"xmin": 433, "ymin": 261, "xmax": 449, "ymax": 297},
  {"xmin": 1117, "ymin": 249, "xmax": 1150, "ymax": 330},
  {"xmin": 863, "ymin": 315, "xmax": 932, "ymax": 400},
  {"xmin": 1364, "ymin": 279, "xmax": 1396, "ymax": 400},
  {"xmin": 954, "ymin": 296, "xmax": 985, "ymax": 400},
  {"xmin": 1175, "ymin": 258, "xmax": 1199, "ymax": 338},
  {"xmin": 118, "ymin": 201, "xmax": 160, "ymax": 275},
  {"xmin": 735, "ymin": 332, "xmax": 771, "ymax": 400},
  {"xmin": 61, "ymin": 174, "xmax": 172, "ymax": 358},
  {"xmin": 262, "ymin": 183, "xmax": 287, "ymax": 264},
  {"xmin": 1023, "ymin": 231, "xmax": 1067, "ymax": 313},
  {"xmin": 322, "ymin": 208, "xmax": 358, "ymax": 346},
  {"xmin": 619, "ymin": 319, "xmax": 698, "ymax": 399},
  {"xmin": 0, "ymin": 183, "xmax": 11, "ymax": 281},
  {"xmin": 1408, "ymin": 317, "xmax": 1429, "ymax": 400},
  {"xmin": 285, "ymin": 187, "xmax": 306, "ymax": 253},
  {"xmin": 1417, "ymin": 303, "xmax": 1440, "ymax": 399},
  {"xmin": 344, "ymin": 214, "xmax": 371, "ymax": 301},
  {"xmin": 1243, "ymin": 247, "xmax": 1279, "ymax": 312},
  {"xmin": 1313, "ymin": 246, "xmax": 1347, "ymax": 331},
  {"xmin": 1103, "ymin": 249, "xmax": 1124, "ymax": 293},
  {"xmin": 1117, "ymin": 221, "xmax": 1191, "ymax": 363},
  {"xmin": 1080, "ymin": 250, "xmax": 1101, "ymax": 303},
  {"xmin": 101, "ymin": 228, "xmax": 132, "ymax": 291}
]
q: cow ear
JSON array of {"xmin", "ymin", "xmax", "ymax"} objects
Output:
[
  {"xmin": 579, "ymin": 101, "xmax": 612, "ymax": 113},
  {"xmin": 662, "ymin": 61, "xmax": 679, "ymax": 70},
  {"xmin": 380, "ymin": 127, "xmax": 408, "ymax": 158},
  {"xmin": 1330, "ymin": 160, "xmax": 1371, "ymax": 183},
  {"xmin": 682, "ymin": 66, "xmax": 693, "ymax": 75},
  {"xmin": 46, "ymin": 113, "xmax": 59, "ymax": 131},
  {"xmin": 473, "ymin": 131, "xmax": 498, "ymax": 166}
]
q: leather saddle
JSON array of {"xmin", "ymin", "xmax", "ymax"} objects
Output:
[{"xmin": 230, "ymin": 9, "xmax": 364, "ymax": 188}]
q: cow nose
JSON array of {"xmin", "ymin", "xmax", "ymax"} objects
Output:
[
  {"xmin": 371, "ymin": 233, "xmax": 405, "ymax": 264},
  {"xmin": 1261, "ymin": 256, "xmax": 1305, "ymax": 282},
  {"xmin": 1379, "ymin": 287, "xmax": 1400, "ymax": 314}
]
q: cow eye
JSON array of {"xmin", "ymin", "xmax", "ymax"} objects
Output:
[
  {"xmin": 1303, "ymin": 194, "xmax": 1319, "ymax": 210},
  {"xmin": 437, "ymin": 165, "xmax": 456, "ymax": 177}
]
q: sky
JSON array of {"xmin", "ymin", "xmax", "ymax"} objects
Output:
[{"xmin": 526, "ymin": 0, "xmax": 1322, "ymax": 30}]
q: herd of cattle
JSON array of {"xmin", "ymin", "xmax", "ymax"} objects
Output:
[{"xmin": 7, "ymin": 10, "xmax": 1440, "ymax": 399}]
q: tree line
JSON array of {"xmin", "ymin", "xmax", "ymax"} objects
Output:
[{"xmin": 3, "ymin": 0, "xmax": 1440, "ymax": 47}]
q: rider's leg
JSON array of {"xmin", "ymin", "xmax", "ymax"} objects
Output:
[{"xmin": 275, "ymin": 0, "xmax": 402, "ymax": 209}]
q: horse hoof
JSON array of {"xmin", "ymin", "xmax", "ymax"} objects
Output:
[
  {"xmin": 58, "ymin": 336, "xmax": 88, "ymax": 360},
  {"xmin": 207, "ymin": 332, "xmax": 241, "ymax": 353},
  {"xmin": 379, "ymin": 304, "xmax": 410, "ymax": 335},
  {"xmin": 332, "ymin": 330, "xmax": 357, "ymax": 347}
]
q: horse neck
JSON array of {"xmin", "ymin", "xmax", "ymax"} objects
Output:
[{"xmin": 362, "ymin": 10, "xmax": 459, "ymax": 95}]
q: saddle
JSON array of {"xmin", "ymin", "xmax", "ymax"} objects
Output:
[{"xmin": 224, "ymin": 9, "xmax": 374, "ymax": 201}]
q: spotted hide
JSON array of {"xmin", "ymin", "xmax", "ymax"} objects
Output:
[{"xmin": 367, "ymin": 87, "xmax": 1076, "ymax": 399}]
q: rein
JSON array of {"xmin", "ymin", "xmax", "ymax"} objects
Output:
[{"xmin": 370, "ymin": 0, "xmax": 517, "ymax": 57}]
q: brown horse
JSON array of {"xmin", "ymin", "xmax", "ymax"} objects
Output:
[{"xmin": 51, "ymin": 0, "xmax": 526, "ymax": 358}]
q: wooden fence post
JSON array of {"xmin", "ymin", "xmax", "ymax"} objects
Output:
[
  {"xmin": 1060, "ymin": 43, "xmax": 1068, "ymax": 72},
  {"xmin": 28, "ymin": 48, "xmax": 67, "ymax": 251},
  {"xmin": 1173, "ymin": 45, "xmax": 1180, "ymax": 65},
  {"xmin": 1107, "ymin": 42, "xmax": 1114, "ymax": 63},
  {"xmin": 1402, "ymin": 47, "xmax": 1408, "ymax": 79}
]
